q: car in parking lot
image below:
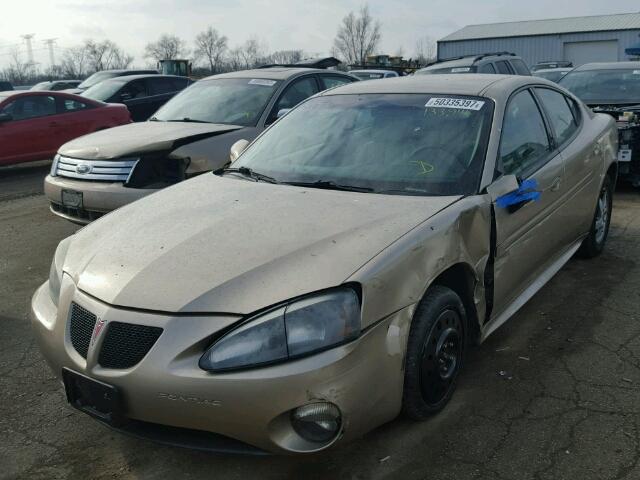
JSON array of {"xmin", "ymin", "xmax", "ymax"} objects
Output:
[
  {"xmin": 530, "ymin": 60, "xmax": 573, "ymax": 72},
  {"xmin": 559, "ymin": 62, "xmax": 640, "ymax": 186},
  {"xmin": 31, "ymin": 80, "xmax": 82, "ymax": 91},
  {"xmin": 416, "ymin": 52, "xmax": 531, "ymax": 76},
  {"xmin": 45, "ymin": 67, "xmax": 356, "ymax": 223},
  {"xmin": 32, "ymin": 73, "xmax": 617, "ymax": 454},
  {"xmin": 65, "ymin": 69, "xmax": 159, "ymax": 94},
  {"xmin": 80, "ymin": 74, "xmax": 192, "ymax": 122},
  {"xmin": 348, "ymin": 69, "xmax": 399, "ymax": 80},
  {"xmin": 533, "ymin": 67, "xmax": 572, "ymax": 83},
  {"xmin": 0, "ymin": 91, "xmax": 130, "ymax": 167}
]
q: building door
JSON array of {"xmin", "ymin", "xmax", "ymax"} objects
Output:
[{"xmin": 564, "ymin": 40, "xmax": 618, "ymax": 66}]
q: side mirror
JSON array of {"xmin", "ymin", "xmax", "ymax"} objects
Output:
[
  {"xmin": 229, "ymin": 139, "xmax": 250, "ymax": 163},
  {"xmin": 277, "ymin": 108, "xmax": 291, "ymax": 119},
  {"xmin": 0, "ymin": 112, "xmax": 12, "ymax": 123},
  {"xmin": 486, "ymin": 174, "xmax": 519, "ymax": 202},
  {"xmin": 487, "ymin": 174, "xmax": 541, "ymax": 212}
]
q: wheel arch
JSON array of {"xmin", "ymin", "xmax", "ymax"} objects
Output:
[{"xmin": 427, "ymin": 262, "xmax": 481, "ymax": 343}]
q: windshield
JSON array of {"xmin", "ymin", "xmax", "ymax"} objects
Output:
[
  {"xmin": 78, "ymin": 72, "xmax": 115, "ymax": 89},
  {"xmin": 80, "ymin": 80, "xmax": 123, "ymax": 101},
  {"xmin": 233, "ymin": 94, "xmax": 493, "ymax": 196},
  {"xmin": 534, "ymin": 71, "xmax": 567, "ymax": 83},
  {"xmin": 153, "ymin": 78, "xmax": 281, "ymax": 126},
  {"xmin": 31, "ymin": 82, "xmax": 52, "ymax": 91},
  {"xmin": 351, "ymin": 72, "xmax": 385, "ymax": 80},
  {"xmin": 559, "ymin": 68, "xmax": 640, "ymax": 103}
]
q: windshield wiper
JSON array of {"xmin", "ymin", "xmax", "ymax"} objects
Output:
[
  {"xmin": 285, "ymin": 180, "xmax": 373, "ymax": 193},
  {"xmin": 166, "ymin": 117, "xmax": 211, "ymax": 123},
  {"xmin": 221, "ymin": 167, "xmax": 280, "ymax": 184}
]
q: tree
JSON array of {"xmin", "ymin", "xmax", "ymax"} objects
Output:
[
  {"xmin": 239, "ymin": 38, "xmax": 264, "ymax": 69},
  {"xmin": 2, "ymin": 48, "xmax": 31, "ymax": 84},
  {"xmin": 194, "ymin": 27, "xmax": 228, "ymax": 73},
  {"xmin": 265, "ymin": 49, "xmax": 305, "ymax": 65},
  {"xmin": 85, "ymin": 40, "xmax": 133, "ymax": 71},
  {"xmin": 415, "ymin": 36, "xmax": 437, "ymax": 65},
  {"xmin": 144, "ymin": 34, "xmax": 188, "ymax": 61},
  {"xmin": 60, "ymin": 46, "xmax": 89, "ymax": 78},
  {"xmin": 333, "ymin": 4, "xmax": 381, "ymax": 66}
]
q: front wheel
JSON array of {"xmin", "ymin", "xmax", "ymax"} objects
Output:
[
  {"xmin": 402, "ymin": 285, "xmax": 467, "ymax": 420},
  {"xmin": 577, "ymin": 175, "xmax": 613, "ymax": 258}
]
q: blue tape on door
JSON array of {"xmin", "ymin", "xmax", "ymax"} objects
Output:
[{"xmin": 496, "ymin": 179, "xmax": 541, "ymax": 209}]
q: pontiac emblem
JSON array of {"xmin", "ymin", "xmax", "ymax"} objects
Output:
[
  {"xmin": 91, "ymin": 317, "xmax": 107, "ymax": 345},
  {"xmin": 76, "ymin": 164, "xmax": 92, "ymax": 174}
]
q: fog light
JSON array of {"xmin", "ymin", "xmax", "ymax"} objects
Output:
[{"xmin": 291, "ymin": 402, "xmax": 341, "ymax": 443}]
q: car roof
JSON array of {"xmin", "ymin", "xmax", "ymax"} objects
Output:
[
  {"xmin": 100, "ymin": 74, "xmax": 187, "ymax": 84},
  {"xmin": 0, "ymin": 89, "xmax": 105, "ymax": 104},
  {"xmin": 573, "ymin": 62, "xmax": 640, "ymax": 71},
  {"xmin": 203, "ymin": 67, "xmax": 341, "ymax": 81},
  {"xmin": 320, "ymin": 74, "xmax": 524, "ymax": 96},
  {"xmin": 535, "ymin": 67, "xmax": 572, "ymax": 73},
  {"xmin": 349, "ymin": 69, "xmax": 395, "ymax": 74}
]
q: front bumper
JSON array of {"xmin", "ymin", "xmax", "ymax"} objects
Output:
[
  {"xmin": 44, "ymin": 175, "xmax": 159, "ymax": 224},
  {"xmin": 31, "ymin": 277, "xmax": 413, "ymax": 454}
]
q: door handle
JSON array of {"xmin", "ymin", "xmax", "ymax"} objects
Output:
[{"xmin": 549, "ymin": 177, "xmax": 561, "ymax": 192}]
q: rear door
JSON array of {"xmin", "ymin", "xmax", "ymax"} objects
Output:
[
  {"xmin": 145, "ymin": 77, "xmax": 180, "ymax": 117},
  {"xmin": 0, "ymin": 94, "xmax": 59, "ymax": 164},
  {"xmin": 118, "ymin": 79, "xmax": 149, "ymax": 121},
  {"xmin": 491, "ymin": 88, "xmax": 567, "ymax": 316},
  {"xmin": 53, "ymin": 96, "xmax": 99, "ymax": 144},
  {"xmin": 533, "ymin": 87, "xmax": 597, "ymax": 242},
  {"xmin": 495, "ymin": 61, "xmax": 514, "ymax": 75}
]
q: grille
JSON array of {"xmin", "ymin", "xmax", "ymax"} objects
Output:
[
  {"xmin": 69, "ymin": 303, "xmax": 97, "ymax": 359},
  {"xmin": 98, "ymin": 322, "xmax": 163, "ymax": 369},
  {"xmin": 53, "ymin": 155, "xmax": 138, "ymax": 182}
]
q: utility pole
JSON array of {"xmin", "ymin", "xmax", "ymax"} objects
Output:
[{"xmin": 43, "ymin": 38, "xmax": 57, "ymax": 69}]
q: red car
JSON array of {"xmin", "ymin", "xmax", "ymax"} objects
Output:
[{"xmin": 0, "ymin": 91, "xmax": 131, "ymax": 166}]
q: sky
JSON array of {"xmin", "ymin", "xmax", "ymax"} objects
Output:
[{"xmin": 0, "ymin": 0, "xmax": 639, "ymax": 69}]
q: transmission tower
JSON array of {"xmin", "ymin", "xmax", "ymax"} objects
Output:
[{"xmin": 43, "ymin": 38, "xmax": 58, "ymax": 68}]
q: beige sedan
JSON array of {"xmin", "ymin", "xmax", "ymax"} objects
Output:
[{"xmin": 32, "ymin": 74, "xmax": 617, "ymax": 454}]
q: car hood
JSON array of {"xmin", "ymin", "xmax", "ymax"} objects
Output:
[
  {"xmin": 58, "ymin": 121, "xmax": 244, "ymax": 160},
  {"xmin": 63, "ymin": 174, "xmax": 461, "ymax": 315}
]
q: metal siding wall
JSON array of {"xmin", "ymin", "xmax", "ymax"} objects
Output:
[{"xmin": 438, "ymin": 29, "xmax": 640, "ymax": 67}]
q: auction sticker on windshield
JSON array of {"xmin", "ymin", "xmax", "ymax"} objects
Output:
[
  {"xmin": 426, "ymin": 98, "xmax": 485, "ymax": 110},
  {"xmin": 249, "ymin": 79, "xmax": 277, "ymax": 86}
]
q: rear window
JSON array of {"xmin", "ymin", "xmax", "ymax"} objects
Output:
[{"xmin": 510, "ymin": 59, "xmax": 530, "ymax": 75}]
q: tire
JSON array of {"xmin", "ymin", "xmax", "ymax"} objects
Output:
[
  {"xmin": 402, "ymin": 285, "xmax": 467, "ymax": 420},
  {"xmin": 577, "ymin": 175, "xmax": 613, "ymax": 259}
]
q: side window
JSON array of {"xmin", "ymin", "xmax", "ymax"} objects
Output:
[
  {"xmin": 319, "ymin": 75, "xmax": 354, "ymax": 90},
  {"xmin": 62, "ymin": 98, "xmax": 91, "ymax": 112},
  {"xmin": 495, "ymin": 61, "xmax": 513, "ymax": 75},
  {"xmin": 120, "ymin": 80, "xmax": 147, "ymax": 100},
  {"xmin": 1, "ymin": 95, "xmax": 56, "ymax": 120},
  {"xmin": 510, "ymin": 59, "xmax": 530, "ymax": 75},
  {"xmin": 478, "ymin": 63, "xmax": 496, "ymax": 74},
  {"xmin": 149, "ymin": 78, "xmax": 177, "ymax": 95},
  {"xmin": 534, "ymin": 88, "xmax": 579, "ymax": 147},
  {"xmin": 499, "ymin": 90, "xmax": 551, "ymax": 176},
  {"xmin": 269, "ymin": 76, "xmax": 319, "ymax": 123}
]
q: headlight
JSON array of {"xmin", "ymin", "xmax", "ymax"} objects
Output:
[
  {"xmin": 48, "ymin": 237, "xmax": 72, "ymax": 306},
  {"xmin": 199, "ymin": 288, "xmax": 360, "ymax": 372},
  {"xmin": 50, "ymin": 154, "xmax": 60, "ymax": 177}
]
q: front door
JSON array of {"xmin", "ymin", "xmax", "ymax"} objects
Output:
[{"xmin": 491, "ymin": 88, "xmax": 567, "ymax": 318}]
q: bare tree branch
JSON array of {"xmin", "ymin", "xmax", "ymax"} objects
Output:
[
  {"xmin": 194, "ymin": 27, "xmax": 228, "ymax": 73},
  {"xmin": 144, "ymin": 34, "xmax": 189, "ymax": 62},
  {"xmin": 333, "ymin": 5, "xmax": 381, "ymax": 65}
]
